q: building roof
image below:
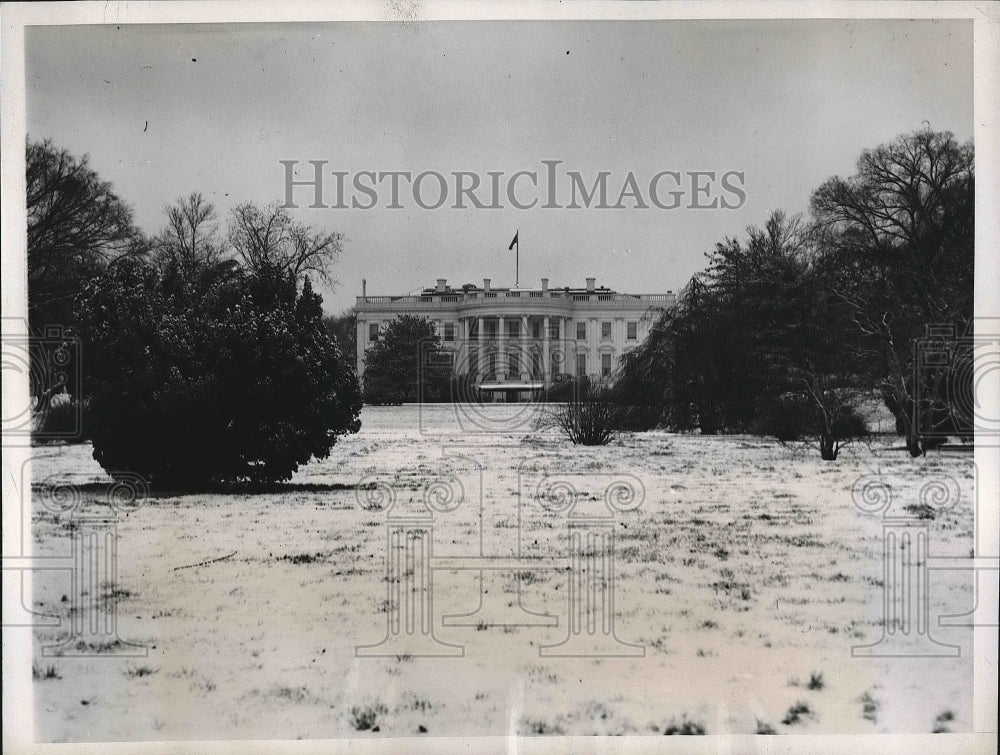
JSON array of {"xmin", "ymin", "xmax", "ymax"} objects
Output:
[
  {"xmin": 356, "ymin": 277, "xmax": 676, "ymax": 310},
  {"xmin": 420, "ymin": 283, "xmax": 620, "ymax": 296}
]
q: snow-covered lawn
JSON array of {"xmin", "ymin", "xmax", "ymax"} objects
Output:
[{"xmin": 28, "ymin": 405, "xmax": 975, "ymax": 740}]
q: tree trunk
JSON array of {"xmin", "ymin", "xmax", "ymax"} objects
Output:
[
  {"xmin": 697, "ymin": 403, "xmax": 718, "ymax": 435},
  {"xmin": 819, "ymin": 433, "xmax": 839, "ymax": 461},
  {"xmin": 920, "ymin": 435, "xmax": 945, "ymax": 454},
  {"xmin": 893, "ymin": 392, "xmax": 924, "ymax": 457}
]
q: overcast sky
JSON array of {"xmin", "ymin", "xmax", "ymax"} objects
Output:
[{"xmin": 26, "ymin": 20, "xmax": 973, "ymax": 314}]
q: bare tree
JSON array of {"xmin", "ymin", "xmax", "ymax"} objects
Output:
[
  {"xmin": 228, "ymin": 201, "xmax": 344, "ymax": 285},
  {"xmin": 26, "ymin": 138, "xmax": 142, "ymax": 416},
  {"xmin": 26, "ymin": 138, "xmax": 140, "ymax": 332},
  {"xmin": 154, "ymin": 192, "xmax": 226, "ymax": 269},
  {"xmin": 810, "ymin": 129, "xmax": 973, "ymax": 455}
]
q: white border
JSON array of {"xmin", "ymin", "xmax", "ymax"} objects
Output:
[{"xmin": 2, "ymin": 2, "xmax": 997, "ymax": 753}]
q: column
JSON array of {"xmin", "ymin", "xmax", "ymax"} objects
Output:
[
  {"xmin": 356, "ymin": 319, "xmax": 366, "ymax": 377},
  {"xmin": 456, "ymin": 317, "xmax": 466, "ymax": 379},
  {"xmin": 590, "ymin": 318, "xmax": 598, "ymax": 376},
  {"xmin": 543, "ymin": 315, "xmax": 551, "ymax": 385},
  {"xmin": 497, "ymin": 316, "xmax": 505, "ymax": 380},
  {"xmin": 521, "ymin": 315, "xmax": 529, "ymax": 384},
  {"xmin": 356, "ymin": 523, "xmax": 462, "ymax": 658},
  {"xmin": 540, "ymin": 521, "xmax": 644, "ymax": 658},
  {"xmin": 476, "ymin": 317, "xmax": 488, "ymax": 382},
  {"xmin": 851, "ymin": 517, "xmax": 960, "ymax": 657},
  {"xmin": 558, "ymin": 317, "xmax": 567, "ymax": 378},
  {"xmin": 43, "ymin": 515, "xmax": 147, "ymax": 657},
  {"xmin": 614, "ymin": 317, "xmax": 624, "ymax": 373}
]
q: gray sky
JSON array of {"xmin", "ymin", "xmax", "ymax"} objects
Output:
[{"xmin": 26, "ymin": 20, "xmax": 973, "ymax": 314}]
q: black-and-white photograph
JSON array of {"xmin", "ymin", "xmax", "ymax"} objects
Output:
[{"xmin": 2, "ymin": 2, "xmax": 997, "ymax": 751}]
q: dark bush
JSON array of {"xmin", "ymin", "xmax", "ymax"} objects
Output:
[
  {"xmin": 544, "ymin": 379, "xmax": 619, "ymax": 446},
  {"xmin": 362, "ymin": 315, "xmax": 451, "ymax": 405},
  {"xmin": 756, "ymin": 392, "xmax": 869, "ymax": 460},
  {"xmin": 76, "ymin": 258, "xmax": 361, "ymax": 489},
  {"xmin": 608, "ymin": 378, "xmax": 663, "ymax": 431},
  {"xmin": 542, "ymin": 374, "xmax": 585, "ymax": 403},
  {"xmin": 754, "ymin": 394, "xmax": 813, "ymax": 442}
]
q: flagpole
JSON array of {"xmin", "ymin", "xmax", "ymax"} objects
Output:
[{"xmin": 509, "ymin": 229, "xmax": 520, "ymax": 287}]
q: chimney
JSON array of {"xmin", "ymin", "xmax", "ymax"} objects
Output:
[
  {"xmin": 483, "ymin": 278, "xmax": 491, "ymax": 291},
  {"xmin": 541, "ymin": 277, "xmax": 549, "ymax": 292},
  {"xmin": 586, "ymin": 277, "xmax": 596, "ymax": 292},
  {"xmin": 436, "ymin": 278, "xmax": 447, "ymax": 293},
  {"xmin": 362, "ymin": 278, "xmax": 367, "ymax": 298}
]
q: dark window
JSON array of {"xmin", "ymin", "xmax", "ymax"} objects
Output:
[
  {"xmin": 444, "ymin": 322, "xmax": 455, "ymax": 342},
  {"xmin": 369, "ymin": 323, "xmax": 379, "ymax": 342},
  {"xmin": 601, "ymin": 321, "xmax": 612, "ymax": 340},
  {"xmin": 602, "ymin": 353, "xmax": 612, "ymax": 376},
  {"xmin": 509, "ymin": 352, "xmax": 520, "ymax": 376},
  {"xmin": 627, "ymin": 321, "xmax": 637, "ymax": 340},
  {"xmin": 576, "ymin": 353, "xmax": 587, "ymax": 376},
  {"xmin": 507, "ymin": 320, "xmax": 519, "ymax": 338},
  {"xmin": 576, "ymin": 322, "xmax": 586, "ymax": 340}
]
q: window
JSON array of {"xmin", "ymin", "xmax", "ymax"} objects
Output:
[
  {"xmin": 531, "ymin": 352, "xmax": 542, "ymax": 378},
  {"xmin": 601, "ymin": 321, "xmax": 612, "ymax": 340},
  {"xmin": 576, "ymin": 322, "xmax": 587, "ymax": 340},
  {"xmin": 507, "ymin": 320, "xmax": 519, "ymax": 339},
  {"xmin": 369, "ymin": 323, "xmax": 379, "ymax": 342},
  {"xmin": 576, "ymin": 353, "xmax": 587, "ymax": 376},
  {"xmin": 602, "ymin": 353, "xmax": 612, "ymax": 376},
  {"xmin": 548, "ymin": 323, "xmax": 560, "ymax": 339},
  {"xmin": 532, "ymin": 321, "xmax": 541, "ymax": 339},
  {"xmin": 627, "ymin": 321, "xmax": 637, "ymax": 340},
  {"xmin": 487, "ymin": 321, "xmax": 497, "ymax": 338},
  {"xmin": 488, "ymin": 353, "xmax": 497, "ymax": 379},
  {"xmin": 469, "ymin": 351, "xmax": 479, "ymax": 376},
  {"xmin": 444, "ymin": 322, "xmax": 455, "ymax": 342},
  {"xmin": 508, "ymin": 352, "xmax": 520, "ymax": 377}
]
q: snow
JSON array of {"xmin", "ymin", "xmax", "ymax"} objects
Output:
[{"xmin": 28, "ymin": 405, "xmax": 976, "ymax": 740}]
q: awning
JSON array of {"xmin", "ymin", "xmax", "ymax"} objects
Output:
[{"xmin": 477, "ymin": 382, "xmax": 545, "ymax": 391}]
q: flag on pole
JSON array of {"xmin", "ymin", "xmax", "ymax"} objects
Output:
[{"xmin": 509, "ymin": 231, "xmax": 520, "ymax": 286}]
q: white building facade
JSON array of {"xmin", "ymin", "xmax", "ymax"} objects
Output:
[{"xmin": 356, "ymin": 277, "xmax": 675, "ymax": 400}]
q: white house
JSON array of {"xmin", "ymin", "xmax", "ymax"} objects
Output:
[{"xmin": 356, "ymin": 277, "xmax": 675, "ymax": 401}]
